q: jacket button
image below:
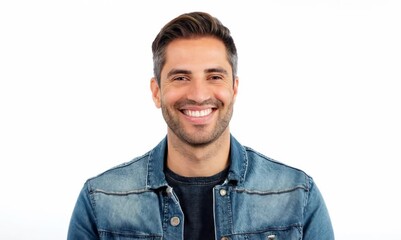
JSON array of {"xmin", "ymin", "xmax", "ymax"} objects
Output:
[
  {"xmin": 170, "ymin": 216, "xmax": 180, "ymax": 226},
  {"xmin": 221, "ymin": 237, "xmax": 229, "ymax": 240},
  {"xmin": 267, "ymin": 234, "xmax": 276, "ymax": 240},
  {"xmin": 219, "ymin": 189, "xmax": 227, "ymax": 196}
]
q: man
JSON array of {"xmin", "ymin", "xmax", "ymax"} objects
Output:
[{"xmin": 68, "ymin": 11, "xmax": 334, "ymax": 240}]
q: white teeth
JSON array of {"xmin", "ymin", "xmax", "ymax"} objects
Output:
[{"xmin": 183, "ymin": 109, "xmax": 212, "ymax": 117}]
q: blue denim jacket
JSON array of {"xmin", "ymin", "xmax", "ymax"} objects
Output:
[{"xmin": 68, "ymin": 136, "xmax": 334, "ymax": 239}]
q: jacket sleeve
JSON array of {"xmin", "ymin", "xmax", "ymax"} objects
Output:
[
  {"xmin": 302, "ymin": 178, "xmax": 335, "ymax": 240},
  {"xmin": 67, "ymin": 182, "xmax": 99, "ymax": 240}
]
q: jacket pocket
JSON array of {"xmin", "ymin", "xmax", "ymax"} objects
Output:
[
  {"xmin": 99, "ymin": 231, "xmax": 162, "ymax": 240},
  {"xmin": 230, "ymin": 226, "xmax": 302, "ymax": 240}
]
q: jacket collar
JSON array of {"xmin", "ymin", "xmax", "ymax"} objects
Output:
[
  {"xmin": 227, "ymin": 135, "xmax": 248, "ymax": 185},
  {"xmin": 146, "ymin": 134, "xmax": 248, "ymax": 189}
]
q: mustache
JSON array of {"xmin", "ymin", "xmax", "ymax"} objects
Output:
[{"xmin": 174, "ymin": 98, "xmax": 223, "ymax": 109}]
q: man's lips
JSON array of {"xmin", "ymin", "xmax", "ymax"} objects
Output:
[
  {"xmin": 182, "ymin": 108, "xmax": 213, "ymax": 117},
  {"xmin": 175, "ymin": 99, "xmax": 221, "ymax": 119}
]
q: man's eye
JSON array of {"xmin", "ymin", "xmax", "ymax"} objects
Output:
[
  {"xmin": 210, "ymin": 75, "xmax": 223, "ymax": 80},
  {"xmin": 173, "ymin": 76, "xmax": 188, "ymax": 81}
]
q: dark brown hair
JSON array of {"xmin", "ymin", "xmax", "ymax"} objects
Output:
[{"xmin": 152, "ymin": 12, "xmax": 238, "ymax": 85}]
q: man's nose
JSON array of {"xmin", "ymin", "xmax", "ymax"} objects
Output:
[{"xmin": 186, "ymin": 79, "xmax": 211, "ymax": 103}]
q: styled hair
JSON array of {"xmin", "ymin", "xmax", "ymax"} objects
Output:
[{"xmin": 151, "ymin": 11, "xmax": 238, "ymax": 85}]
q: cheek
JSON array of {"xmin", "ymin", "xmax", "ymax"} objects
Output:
[
  {"xmin": 215, "ymin": 88, "xmax": 236, "ymax": 103},
  {"xmin": 161, "ymin": 88, "xmax": 183, "ymax": 105}
]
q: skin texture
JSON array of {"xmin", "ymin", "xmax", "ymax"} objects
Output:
[{"xmin": 151, "ymin": 37, "xmax": 239, "ymax": 177}]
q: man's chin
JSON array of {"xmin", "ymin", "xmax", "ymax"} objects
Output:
[
  {"xmin": 168, "ymin": 123, "xmax": 228, "ymax": 147},
  {"xmin": 169, "ymin": 129, "xmax": 213, "ymax": 146},
  {"xmin": 181, "ymin": 135, "xmax": 214, "ymax": 147}
]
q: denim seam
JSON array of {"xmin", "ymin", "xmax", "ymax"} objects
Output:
[
  {"xmin": 302, "ymin": 177, "xmax": 313, "ymax": 224},
  {"xmin": 146, "ymin": 149, "xmax": 153, "ymax": 188},
  {"xmin": 240, "ymin": 146, "xmax": 249, "ymax": 183},
  {"xmin": 89, "ymin": 153, "xmax": 150, "ymax": 181},
  {"xmin": 97, "ymin": 229, "xmax": 163, "ymax": 238},
  {"xmin": 86, "ymin": 181, "xmax": 100, "ymax": 236},
  {"xmin": 91, "ymin": 189, "xmax": 153, "ymax": 195},
  {"xmin": 244, "ymin": 147, "xmax": 309, "ymax": 177},
  {"xmin": 227, "ymin": 188, "xmax": 234, "ymax": 234},
  {"xmin": 233, "ymin": 185, "xmax": 308, "ymax": 195},
  {"xmin": 161, "ymin": 193, "xmax": 169, "ymax": 233},
  {"xmin": 226, "ymin": 224, "xmax": 302, "ymax": 237}
]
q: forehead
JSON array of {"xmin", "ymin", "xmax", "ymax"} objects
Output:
[
  {"xmin": 166, "ymin": 36, "xmax": 225, "ymax": 50},
  {"xmin": 163, "ymin": 37, "xmax": 230, "ymax": 70}
]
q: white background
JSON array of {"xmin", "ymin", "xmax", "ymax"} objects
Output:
[{"xmin": 1, "ymin": 0, "xmax": 400, "ymax": 239}]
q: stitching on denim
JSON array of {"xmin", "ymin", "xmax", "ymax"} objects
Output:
[
  {"xmin": 91, "ymin": 188, "xmax": 153, "ymax": 195},
  {"xmin": 244, "ymin": 146, "xmax": 310, "ymax": 177},
  {"xmin": 240, "ymin": 145, "xmax": 249, "ymax": 182},
  {"xmin": 146, "ymin": 148, "xmax": 154, "ymax": 188},
  {"xmin": 302, "ymin": 177, "xmax": 313, "ymax": 222},
  {"xmin": 86, "ymin": 181, "xmax": 100, "ymax": 234},
  {"xmin": 86, "ymin": 152, "xmax": 150, "ymax": 182},
  {"xmin": 233, "ymin": 185, "xmax": 308, "ymax": 195},
  {"xmin": 227, "ymin": 225, "xmax": 302, "ymax": 237},
  {"xmin": 98, "ymin": 229, "xmax": 162, "ymax": 238},
  {"xmin": 162, "ymin": 193, "xmax": 169, "ymax": 233}
]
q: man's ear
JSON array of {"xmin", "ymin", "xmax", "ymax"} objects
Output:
[
  {"xmin": 233, "ymin": 77, "xmax": 239, "ymax": 103},
  {"xmin": 150, "ymin": 77, "xmax": 161, "ymax": 108}
]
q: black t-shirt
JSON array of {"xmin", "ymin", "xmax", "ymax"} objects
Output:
[{"xmin": 165, "ymin": 167, "xmax": 228, "ymax": 240}]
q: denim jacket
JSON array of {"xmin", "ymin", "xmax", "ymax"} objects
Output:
[{"xmin": 68, "ymin": 136, "xmax": 334, "ymax": 240}]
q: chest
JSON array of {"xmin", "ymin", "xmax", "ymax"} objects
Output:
[{"xmin": 93, "ymin": 186, "xmax": 305, "ymax": 239}]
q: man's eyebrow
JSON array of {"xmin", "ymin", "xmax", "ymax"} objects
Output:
[
  {"xmin": 167, "ymin": 69, "xmax": 192, "ymax": 78},
  {"xmin": 166, "ymin": 68, "xmax": 228, "ymax": 78},
  {"xmin": 204, "ymin": 68, "xmax": 228, "ymax": 75}
]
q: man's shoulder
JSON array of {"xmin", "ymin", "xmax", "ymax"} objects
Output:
[
  {"xmin": 244, "ymin": 146, "xmax": 307, "ymax": 173},
  {"xmin": 242, "ymin": 146, "xmax": 312, "ymax": 191},
  {"xmin": 84, "ymin": 151, "xmax": 151, "ymax": 193}
]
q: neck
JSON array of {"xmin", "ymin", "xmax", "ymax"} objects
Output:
[{"xmin": 166, "ymin": 129, "xmax": 231, "ymax": 177}]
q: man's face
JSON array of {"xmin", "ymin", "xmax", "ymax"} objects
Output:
[{"xmin": 151, "ymin": 37, "xmax": 238, "ymax": 146}]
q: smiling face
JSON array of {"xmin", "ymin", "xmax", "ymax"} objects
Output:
[{"xmin": 151, "ymin": 37, "xmax": 238, "ymax": 147}]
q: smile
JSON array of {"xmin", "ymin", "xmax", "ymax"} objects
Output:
[{"xmin": 182, "ymin": 108, "xmax": 213, "ymax": 117}]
